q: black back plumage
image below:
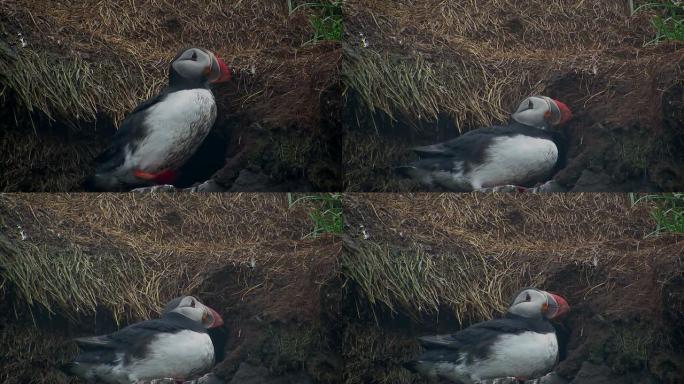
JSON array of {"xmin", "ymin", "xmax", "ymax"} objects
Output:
[
  {"xmin": 411, "ymin": 121, "xmax": 562, "ymax": 169},
  {"xmin": 84, "ymin": 49, "xmax": 214, "ymax": 191},
  {"xmin": 90, "ymin": 93, "xmax": 169, "ymax": 176},
  {"xmin": 67, "ymin": 312, "xmax": 207, "ymax": 367},
  {"xmin": 415, "ymin": 314, "xmax": 555, "ymax": 363}
]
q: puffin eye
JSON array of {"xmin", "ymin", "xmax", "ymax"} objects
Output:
[
  {"xmin": 191, "ymin": 51, "xmax": 197, "ymax": 61},
  {"xmin": 190, "ymin": 299, "xmax": 196, "ymax": 308},
  {"xmin": 525, "ymin": 293, "xmax": 531, "ymax": 302},
  {"xmin": 528, "ymin": 100, "xmax": 534, "ymax": 110}
]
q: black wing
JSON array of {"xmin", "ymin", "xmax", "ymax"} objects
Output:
[
  {"xmin": 72, "ymin": 317, "xmax": 190, "ymax": 364},
  {"xmin": 419, "ymin": 316, "xmax": 553, "ymax": 359},
  {"xmin": 419, "ymin": 317, "xmax": 536, "ymax": 348},
  {"xmin": 410, "ymin": 126, "xmax": 512, "ymax": 164},
  {"xmin": 93, "ymin": 92, "xmax": 168, "ymax": 173},
  {"xmin": 411, "ymin": 123, "xmax": 553, "ymax": 159}
]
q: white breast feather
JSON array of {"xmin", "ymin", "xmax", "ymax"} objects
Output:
[
  {"xmin": 469, "ymin": 331, "xmax": 558, "ymax": 381},
  {"xmin": 124, "ymin": 89, "xmax": 216, "ymax": 173},
  {"xmin": 467, "ymin": 135, "xmax": 558, "ymax": 189},
  {"xmin": 126, "ymin": 330, "xmax": 214, "ymax": 382},
  {"xmin": 429, "ymin": 331, "xmax": 558, "ymax": 383}
]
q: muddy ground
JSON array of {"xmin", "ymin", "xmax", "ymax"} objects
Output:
[
  {"xmin": 0, "ymin": 1, "xmax": 341, "ymax": 192},
  {"xmin": 342, "ymin": 1, "xmax": 684, "ymax": 192},
  {"xmin": 1, "ymin": 193, "xmax": 682, "ymax": 384},
  {"xmin": 0, "ymin": 194, "xmax": 342, "ymax": 384},
  {"xmin": 341, "ymin": 194, "xmax": 684, "ymax": 383}
]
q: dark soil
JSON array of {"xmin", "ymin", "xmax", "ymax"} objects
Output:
[
  {"xmin": 549, "ymin": 50, "xmax": 684, "ymax": 192},
  {"xmin": 0, "ymin": 77, "xmax": 342, "ymax": 192},
  {"xmin": 196, "ymin": 246, "xmax": 342, "ymax": 383},
  {"xmin": 339, "ymin": 194, "xmax": 684, "ymax": 384},
  {"xmin": 0, "ymin": 1, "xmax": 342, "ymax": 192},
  {"xmin": 341, "ymin": 0, "xmax": 684, "ymax": 192}
]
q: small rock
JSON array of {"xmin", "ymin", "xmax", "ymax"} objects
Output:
[
  {"xmin": 185, "ymin": 179, "xmax": 227, "ymax": 192},
  {"xmin": 539, "ymin": 372, "xmax": 570, "ymax": 384},
  {"xmin": 227, "ymin": 363, "xmax": 312, "ymax": 384},
  {"xmin": 571, "ymin": 170, "xmax": 616, "ymax": 192},
  {"xmin": 570, "ymin": 362, "xmax": 620, "ymax": 384},
  {"xmin": 131, "ymin": 184, "xmax": 177, "ymax": 193},
  {"xmin": 228, "ymin": 169, "xmax": 271, "ymax": 192},
  {"xmin": 533, "ymin": 180, "xmax": 568, "ymax": 193}
]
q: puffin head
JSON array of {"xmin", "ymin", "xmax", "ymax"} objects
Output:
[
  {"xmin": 162, "ymin": 295, "xmax": 224, "ymax": 329},
  {"xmin": 169, "ymin": 47, "xmax": 232, "ymax": 85},
  {"xmin": 511, "ymin": 96, "xmax": 573, "ymax": 129},
  {"xmin": 508, "ymin": 288, "xmax": 570, "ymax": 320}
]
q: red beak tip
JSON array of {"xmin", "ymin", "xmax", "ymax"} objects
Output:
[
  {"xmin": 550, "ymin": 293, "xmax": 570, "ymax": 318},
  {"xmin": 208, "ymin": 307, "xmax": 224, "ymax": 328},
  {"xmin": 552, "ymin": 99, "xmax": 573, "ymax": 124},
  {"xmin": 211, "ymin": 54, "xmax": 232, "ymax": 83}
]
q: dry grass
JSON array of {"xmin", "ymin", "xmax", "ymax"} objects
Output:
[
  {"xmin": 342, "ymin": 0, "xmax": 670, "ymax": 129},
  {"xmin": 0, "ymin": 0, "xmax": 339, "ymax": 127},
  {"xmin": 342, "ymin": 193, "xmax": 680, "ymax": 320},
  {"xmin": 342, "ymin": 1, "xmax": 684, "ymax": 192},
  {"xmin": 342, "ymin": 131, "xmax": 422, "ymax": 191},
  {"xmin": 0, "ymin": 324, "xmax": 78, "ymax": 384},
  {"xmin": 342, "ymin": 239, "xmax": 527, "ymax": 324},
  {"xmin": 340, "ymin": 193, "xmax": 684, "ymax": 383},
  {"xmin": 0, "ymin": 193, "xmax": 335, "ymax": 323},
  {"xmin": 0, "ymin": 128, "xmax": 103, "ymax": 192},
  {"xmin": 0, "ymin": 193, "xmax": 342, "ymax": 384},
  {"xmin": 343, "ymin": 47, "xmax": 526, "ymax": 131}
]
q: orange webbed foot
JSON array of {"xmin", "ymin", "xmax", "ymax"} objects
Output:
[{"xmin": 133, "ymin": 169, "xmax": 177, "ymax": 184}]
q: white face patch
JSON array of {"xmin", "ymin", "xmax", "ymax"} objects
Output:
[
  {"xmin": 172, "ymin": 48, "xmax": 212, "ymax": 81},
  {"xmin": 509, "ymin": 289, "xmax": 548, "ymax": 318},
  {"xmin": 512, "ymin": 96, "xmax": 552, "ymax": 129},
  {"xmin": 121, "ymin": 89, "xmax": 216, "ymax": 177}
]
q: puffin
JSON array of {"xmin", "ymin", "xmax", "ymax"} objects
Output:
[
  {"xmin": 85, "ymin": 47, "xmax": 232, "ymax": 191},
  {"xmin": 61, "ymin": 296, "xmax": 224, "ymax": 384},
  {"xmin": 398, "ymin": 96, "xmax": 573, "ymax": 191},
  {"xmin": 406, "ymin": 288, "xmax": 570, "ymax": 384}
]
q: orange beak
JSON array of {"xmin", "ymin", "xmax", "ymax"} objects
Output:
[
  {"xmin": 210, "ymin": 53, "xmax": 232, "ymax": 84},
  {"xmin": 552, "ymin": 99, "xmax": 573, "ymax": 125},
  {"xmin": 205, "ymin": 305, "xmax": 224, "ymax": 328},
  {"xmin": 546, "ymin": 292, "xmax": 570, "ymax": 319}
]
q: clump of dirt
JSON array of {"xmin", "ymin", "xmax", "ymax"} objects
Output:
[
  {"xmin": 196, "ymin": 241, "xmax": 341, "ymax": 383},
  {"xmin": 342, "ymin": 0, "xmax": 684, "ymax": 191},
  {"xmin": 0, "ymin": 1, "xmax": 340, "ymax": 191},
  {"xmin": 549, "ymin": 52, "xmax": 684, "ymax": 192},
  {"xmin": 339, "ymin": 194, "xmax": 684, "ymax": 383}
]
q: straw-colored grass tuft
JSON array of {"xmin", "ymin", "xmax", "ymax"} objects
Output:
[
  {"xmin": 342, "ymin": 0, "xmax": 684, "ymax": 191},
  {"xmin": 0, "ymin": 234, "xmax": 150, "ymax": 323},
  {"xmin": 341, "ymin": 192, "xmax": 680, "ymax": 321},
  {"xmin": 0, "ymin": 193, "xmax": 334, "ymax": 323},
  {"xmin": 343, "ymin": 47, "xmax": 522, "ymax": 131},
  {"xmin": 339, "ymin": 193, "xmax": 684, "ymax": 383},
  {"xmin": 0, "ymin": 0, "xmax": 339, "ymax": 127},
  {"xmin": 341, "ymin": 239, "xmax": 529, "ymax": 324},
  {"xmin": 342, "ymin": 0, "xmax": 662, "ymax": 129}
]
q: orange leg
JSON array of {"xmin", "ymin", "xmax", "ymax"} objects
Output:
[{"xmin": 133, "ymin": 169, "xmax": 177, "ymax": 185}]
